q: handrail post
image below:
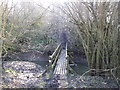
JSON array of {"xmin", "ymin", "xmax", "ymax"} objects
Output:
[{"xmin": 49, "ymin": 43, "xmax": 61, "ymax": 63}]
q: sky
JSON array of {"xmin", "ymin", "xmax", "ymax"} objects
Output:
[
  {"xmin": 2, "ymin": 0, "xmax": 119, "ymax": 5},
  {"xmin": 11, "ymin": 0, "xmax": 119, "ymax": 3},
  {"xmin": 1, "ymin": 0, "xmax": 119, "ymax": 7},
  {"xmin": 5, "ymin": 0, "xmax": 74, "ymax": 8},
  {"xmin": 12, "ymin": 0, "xmax": 73, "ymax": 4}
]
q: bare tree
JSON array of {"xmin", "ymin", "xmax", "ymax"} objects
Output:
[{"xmin": 61, "ymin": 1, "xmax": 119, "ymax": 79}]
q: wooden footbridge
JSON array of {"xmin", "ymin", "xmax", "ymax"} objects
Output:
[
  {"xmin": 40, "ymin": 31, "xmax": 76, "ymax": 87},
  {"xmin": 41, "ymin": 43, "xmax": 70, "ymax": 87},
  {"xmin": 49, "ymin": 43, "xmax": 68, "ymax": 75},
  {"xmin": 53, "ymin": 49, "xmax": 67, "ymax": 75}
]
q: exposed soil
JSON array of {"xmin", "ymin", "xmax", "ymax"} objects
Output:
[
  {"xmin": 1, "ymin": 51, "xmax": 118, "ymax": 88},
  {"xmin": 1, "ymin": 61, "xmax": 118, "ymax": 88},
  {"xmin": 2, "ymin": 61, "xmax": 45, "ymax": 88}
]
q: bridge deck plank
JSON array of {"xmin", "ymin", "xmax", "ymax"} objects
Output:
[{"xmin": 53, "ymin": 50, "xmax": 67, "ymax": 75}]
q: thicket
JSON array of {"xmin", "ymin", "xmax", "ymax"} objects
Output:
[{"xmin": 61, "ymin": 1, "xmax": 120, "ymax": 85}]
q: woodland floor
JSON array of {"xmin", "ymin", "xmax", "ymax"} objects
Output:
[{"xmin": 1, "ymin": 61, "xmax": 118, "ymax": 88}]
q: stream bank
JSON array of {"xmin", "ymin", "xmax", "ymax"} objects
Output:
[
  {"xmin": 1, "ymin": 51, "xmax": 118, "ymax": 88},
  {"xmin": 1, "ymin": 60, "xmax": 118, "ymax": 88}
]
